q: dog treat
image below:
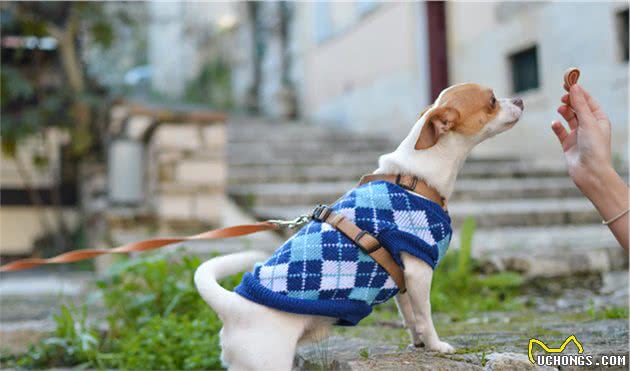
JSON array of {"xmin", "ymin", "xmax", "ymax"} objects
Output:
[{"xmin": 563, "ymin": 67, "xmax": 580, "ymax": 91}]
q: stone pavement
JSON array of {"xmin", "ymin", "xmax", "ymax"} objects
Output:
[{"xmin": 294, "ymin": 271, "xmax": 629, "ymax": 371}]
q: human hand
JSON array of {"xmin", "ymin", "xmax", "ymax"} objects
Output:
[{"xmin": 551, "ymin": 84, "xmax": 614, "ymax": 193}]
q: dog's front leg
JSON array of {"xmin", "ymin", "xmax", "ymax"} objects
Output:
[
  {"xmin": 401, "ymin": 252, "xmax": 454, "ymax": 353},
  {"xmin": 394, "ymin": 293, "xmax": 422, "ymax": 347}
]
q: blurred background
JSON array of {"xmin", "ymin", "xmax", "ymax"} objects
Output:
[{"xmin": 0, "ymin": 2, "xmax": 628, "ymax": 369}]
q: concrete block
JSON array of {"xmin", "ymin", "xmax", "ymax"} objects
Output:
[
  {"xmin": 152, "ymin": 124, "xmax": 201, "ymax": 150},
  {"xmin": 202, "ymin": 124, "xmax": 226, "ymax": 149},
  {"xmin": 194, "ymin": 193, "xmax": 224, "ymax": 223},
  {"xmin": 157, "ymin": 194, "xmax": 193, "ymax": 219},
  {"xmin": 175, "ymin": 160, "xmax": 226, "ymax": 185},
  {"xmin": 157, "ymin": 150, "xmax": 184, "ymax": 164},
  {"xmin": 158, "ymin": 163, "xmax": 175, "ymax": 182}
]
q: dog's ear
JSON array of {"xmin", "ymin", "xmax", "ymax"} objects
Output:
[
  {"xmin": 416, "ymin": 105, "xmax": 433, "ymax": 121},
  {"xmin": 414, "ymin": 106, "xmax": 460, "ymax": 150}
]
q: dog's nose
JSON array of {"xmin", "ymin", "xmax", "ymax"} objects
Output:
[{"xmin": 512, "ymin": 98, "xmax": 524, "ymax": 111}]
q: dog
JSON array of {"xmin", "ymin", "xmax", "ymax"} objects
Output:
[{"xmin": 195, "ymin": 83, "xmax": 524, "ymax": 371}]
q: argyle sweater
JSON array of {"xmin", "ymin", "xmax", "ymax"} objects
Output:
[{"xmin": 234, "ymin": 180, "xmax": 452, "ymax": 326}]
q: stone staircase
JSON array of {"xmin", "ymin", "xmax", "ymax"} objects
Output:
[{"xmin": 228, "ymin": 117, "xmax": 626, "ymax": 278}]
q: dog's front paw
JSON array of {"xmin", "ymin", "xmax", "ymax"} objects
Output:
[{"xmin": 426, "ymin": 341, "xmax": 455, "ymax": 353}]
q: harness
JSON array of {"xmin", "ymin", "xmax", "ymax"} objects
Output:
[
  {"xmin": 0, "ymin": 174, "xmax": 447, "ymax": 296},
  {"xmin": 304, "ymin": 174, "xmax": 446, "ymax": 293}
]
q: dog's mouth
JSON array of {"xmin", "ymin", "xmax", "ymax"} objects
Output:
[{"xmin": 505, "ymin": 102, "xmax": 524, "ymax": 126}]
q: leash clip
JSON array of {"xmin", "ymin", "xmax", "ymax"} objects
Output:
[{"xmin": 267, "ymin": 214, "xmax": 311, "ymax": 229}]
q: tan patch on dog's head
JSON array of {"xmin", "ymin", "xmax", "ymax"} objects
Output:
[{"xmin": 415, "ymin": 84, "xmax": 500, "ymax": 150}]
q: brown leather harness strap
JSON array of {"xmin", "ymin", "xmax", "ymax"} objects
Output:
[
  {"xmin": 0, "ymin": 222, "xmax": 280, "ymax": 272},
  {"xmin": 358, "ymin": 174, "xmax": 447, "ymax": 210},
  {"xmin": 311, "ymin": 205, "xmax": 407, "ymax": 293}
]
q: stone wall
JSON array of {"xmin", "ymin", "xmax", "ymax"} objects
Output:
[
  {"xmin": 83, "ymin": 102, "xmax": 227, "ymax": 272},
  {"xmin": 149, "ymin": 121, "xmax": 227, "ymax": 229}
]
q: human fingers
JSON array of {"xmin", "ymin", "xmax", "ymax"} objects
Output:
[
  {"xmin": 577, "ymin": 85, "xmax": 603, "ymax": 112},
  {"xmin": 569, "ymin": 84, "xmax": 595, "ymax": 124},
  {"xmin": 558, "ymin": 105, "xmax": 578, "ymax": 129},
  {"xmin": 551, "ymin": 120, "xmax": 569, "ymax": 145},
  {"xmin": 578, "ymin": 85, "xmax": 608, "ymax": 121}
]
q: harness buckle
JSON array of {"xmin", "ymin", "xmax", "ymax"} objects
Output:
[
  {"xmin": 396, "ymin": 175, "xmax": 418, "ymax": 191},
  {"xmin": 267, "ymin": 214, "xmax": 311, "ymax": 229},
  {"xmin": 311, "ymin": 204, "xmax": 332, "ymax": 221}
]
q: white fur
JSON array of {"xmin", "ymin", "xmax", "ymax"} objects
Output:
[{"xmin": 194, "ymin": 88, "xmax": 523, "ymax": 371}]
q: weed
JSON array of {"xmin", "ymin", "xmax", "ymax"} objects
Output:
[
  {"xmin": 9, "ymin": 251, "xmax": 241, "ymax": 370},
  {"xmin": 12, "ymin": 304, "xmax": 99, "ymax": 369},
  {"xmin": 358, "ymin": 347, "xmax": 369, "ymax": 359},
  {"xmin": 587, "ymin": 306, "xmax": 629, "ymax": 320},
  {"xmin": 431, "ymin": 217, "xmax": 525, "ymax": 319},
  {"xmin": 479, "ymin": 350, "xmax": 488, "ymax": 367}
]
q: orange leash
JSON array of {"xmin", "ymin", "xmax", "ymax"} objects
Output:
[{"xmin": 0, "ymin": 222, "xmax": 280, "ymax": 272}]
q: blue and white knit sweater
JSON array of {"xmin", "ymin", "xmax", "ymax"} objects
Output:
[{"xmin": 234, "ymin": 180, "xmax": 452, "ymax": 326}]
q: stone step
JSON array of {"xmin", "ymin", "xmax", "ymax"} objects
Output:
[
  {"xmin": 450, "ymin": 224, "xmax": 626, "ymax": 277},
  {"xmin": 230, "ymin": 181, "xmax": 355, "ymax": 207},
  {"xmin": 448, "ymin": 197, "xmax": 599, "ymax": 227},
  {"xmin": 228, "ymin": 161, "xmax": 572, "ymax": 184},
  {"xmin": 249, "ymin": 197, "xmax": 600, "ymax": 228},
  {"xmin": 459, "ymin": 160, "xmax": 569, "ymax": 178},
  {"xmin": 229, "ymin": 177, "xmax": 581, "ymax": 207},
  {"xmin": 227, "ymin": 123, "xmax": 392, "ymax": 146},
  {"xmin": 228, "ymin": 142, "xmax": 393, "ymax": 158},
  {"xmin": 228, "ymin": 150, "xmax": 383, "ymax": 167},
  {"xmin": 229, "ymin": 164, "xmax": 375, "ymax": 184},
  {"xmin": 453, "ymin": 176, "xmax": 580, "ymax": 200}
]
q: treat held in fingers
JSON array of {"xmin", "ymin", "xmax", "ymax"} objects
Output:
[{"xmin": 563, "ymin": 67, "xmax": 580, "ymax": 92}]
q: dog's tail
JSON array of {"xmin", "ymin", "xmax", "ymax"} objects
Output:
[{"xmin": 194, "ymin": 251, "xmax": 267, "ymax": 316}]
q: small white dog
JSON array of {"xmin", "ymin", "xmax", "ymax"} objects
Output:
[{"xmin": 195, "ymin": 83, "xmax": 524, "ymax": 371}]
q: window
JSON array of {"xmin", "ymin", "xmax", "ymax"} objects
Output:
[
  {"xmin": 616, "ymin": 9, "xmax": 629, "ymax": 62},
  {"xmin": 509, "ymin": 46, "xmax": 539, "ymax": 93},
  {"xmin": 314, "ymin": 2, "xmax": 332, "ymax": 43}
]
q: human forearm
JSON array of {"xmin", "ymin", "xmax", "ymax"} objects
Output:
[{"xmin": 578, "ymin": 166, "xmax": 629, "ymax": 251}]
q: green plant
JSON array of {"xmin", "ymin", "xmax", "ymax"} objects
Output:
[
  {"xmin": 11, "ymin": 251, "xmax": 243, "ymax": 370},
  {"xmin": 358, "ymin": 347, "xmax": 369, "ymax": 359},
  {"xmin": 104, "ymin": 312, "xmax": 223, "ymax": 370},
  {"xmin": 14, "ymin": 304, "xmax": 99, "ymax": 369},
  {"xmin": 184, "ymin": 59, "xmax": 233, "ymax": 109},
  {"xmin": 479, "ymin": 350, "xmax": 488, "ymax": 367},
  {"xmin": 587, "ymin": 305, "xmax": 629, "ymax": 320},
  {"xmin": 431, "ymin": 217, "xmax": 525, "ymax": 319}
]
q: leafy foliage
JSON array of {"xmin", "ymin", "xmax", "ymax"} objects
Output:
[
  {"xmin": 431, "ymin": 217, "xmax": 525, "ymax": 319},
  {"xmin": 0, "ymin": 3, "xmax": 113, "ymax": 157},
  {"xmin": 12, "ymin": 305, "xmax": 99, "ymax": 369},
  {"xmin": 9, "ymin": 252, "xmax": 242, "ymax": 370},
  {"xmin": 184, "ymin": 59, "xmax": 233, "ymax": 109}
]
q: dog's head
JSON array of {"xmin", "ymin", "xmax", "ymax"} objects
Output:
[{"xmin": 414, "ymin": 83, "xmax": 524, "ymax": 150}]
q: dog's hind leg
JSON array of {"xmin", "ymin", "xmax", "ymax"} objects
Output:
[
  {"xmin": 401, "ymin": 252, "xmax": 454, "ymax": 353},
  {"xmin": 220, "ymin": 304, "xmax": 309, "ymax": 371}
]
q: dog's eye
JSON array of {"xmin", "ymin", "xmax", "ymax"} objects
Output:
[{"xmin": 490, "ymin": 96, "xmax": 496, "ymax": 107}]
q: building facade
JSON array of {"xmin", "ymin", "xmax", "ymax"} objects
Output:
[
  {"xmin": 447, "ymin": 2, "xmax": 628, "ymax": 160},
  {"xmin": 233, "ymin": 1, "xmax": 628, "ymax": 161}
]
